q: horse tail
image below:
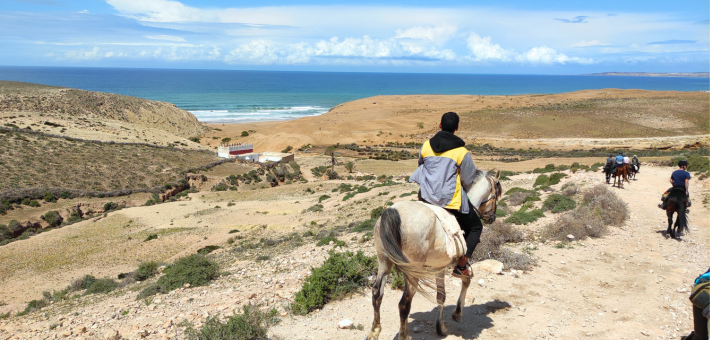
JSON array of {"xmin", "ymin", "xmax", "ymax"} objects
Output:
[
  {"xmin": 675, "ymin": 195, "xmax": 689, "ymax": 234},
  {"xmin": 377, "ymin": 208, "xmax": 441, "ymax": 303}
]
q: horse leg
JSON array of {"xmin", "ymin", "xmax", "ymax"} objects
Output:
[
  {"xmin": 452, "ymin": 275, "xmax": 471, "ymax": 323},
  {"xmin": 666, "ymin": 210, "xmax": 675, "ymax": 239},
  {"xmin": 366, "ymin": 259, "xmax": 392, "ymax": 340},
  {"xmin": 397, "ymin": 277, "xmax": 417, "ymax": 340},
  {"xmin": 435, "ymin": 273, "xmax": 447, "ymax": 336}
]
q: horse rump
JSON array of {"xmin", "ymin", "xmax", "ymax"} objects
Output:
[
  {"xmin": 668, "ymin": 189, "xmax": 689, "ymax": 234},
  {"xmin": 376, "ymin": 207, "xmax": 440, "ymax": 303}
]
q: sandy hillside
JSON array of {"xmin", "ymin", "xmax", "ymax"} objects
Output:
[
  {"xmin": 203, "ymin": 89, "xmax": 709, "ymax": 152},
  {"xmin": 0, "ymin": 81, "xmax": 209, "ymax": 149},
  {"xmin": 0, "ymin": 159, "xmax": 707, "ymax": 340}
]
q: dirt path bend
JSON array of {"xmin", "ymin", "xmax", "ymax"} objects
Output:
[{"xmin": 270, "ymin": 166, "xmax": 709, "ymax": 340}]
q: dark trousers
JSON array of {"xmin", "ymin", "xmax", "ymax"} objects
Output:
[
  {"xmin": 691, "ymin": 304, "xmax": 709, "ymax": 340},
  {"xmin": 447, "ymin": 202, "xmax": 483, "ymax": 258}
]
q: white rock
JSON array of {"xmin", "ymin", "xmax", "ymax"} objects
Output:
[
  {"xmin": 566, "ymin": 234, "xmax": 575, "ymax": 241},
  {"xmin": 338, "ymin": 319, "xmax": 354, "ymax": 329},
  {"xmin": 477, "ymin": 279, "xmax": 486, "ymax": 287},
  {"xmin": 470, "ymin": 259, "xmax": 504, "ymax": 274}
]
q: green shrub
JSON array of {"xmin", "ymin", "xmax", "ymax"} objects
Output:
[
  {"xmin": 306, "ymin": 204, "xmax": 323, "ymax": 213},
  {"xmin": 197, "ymin": 245, "xmax": 220, "ymax": 255},
  {"xmin": 241, "ymin": 131, "xmax": 249, "ymax": 137},
  {"xmin": 498, "ymin": 170, "xmax": 515, "ymax": 181},
  {"xmin": 352, "ymin": 219, "xmax": 375, "ymax": 232},
  {"xmin": 156, "ymin": 254, "xmax": 218, "ymax": 292},
  {"xmin": 75, "ymin": 275, "xmax": 97, "ymax": 290},
  {"xmin": 292, "ymin": 251, "xmax": 377, "ymax": 315},
  {"xmin": 17, "ymin": 299, "xmax": 48, "ymax": 316},
  {"xmin": 256, "ymin": 255, "xmax": 270, "ymax": 262},
  {"xmin": 42, "ymin": 211, "xmax": 62, "ymax": 227},
  {"xmin": 505, "ymin": 187, "xmax": 535, "ymax": 195},
  {"xmin": 390, "ymin": 267, "xmax": 405, "ymax": 290},
  {"xmin": 533, "ymin": 164, "xmax": 556, "ymax": 173},
  {"xmin": 43, "ymin": 192, "xmax": 57, "ymax": 203},
  {"xmin": 185, "ymin": 305, "xmax": 279, "ymax": 340},
  {"xmin": 370, "ymin": 206, "xmax": 385, "ymax": 220},
  {"xmin": 228, "ymin": 229, "xmax": 240, "ymax": 234},
  {"xmin": 84, "ymin": 278, "xmax": 118, "ymax": 295},
  {"xmin": 533, "ymin": 175, "xmax": 550, "ymax": 187},
  {"xmin": 318, "ymin": 195, "xmax": 330, "ymax": 203},
  {"xmin": 189, "ymin": 137, "xmax": 201, "ymax": 143},
  {"xmin": 505, "ymin": 204, "xmax": 544, "ymax": 225},
  {"xmin": 136, "ymin": 262, "xmax": 159, "ymax": 281},
  {"xmin": 221, "ymin": 137, "xmax": 231, "ymax": 144},
  {"xmin": 316, "ymin": 236, "xmax": 346, "ymax": 247},
  {"xmin": 543, "ymin": 194, "xmax": 576, "ymax": 213},
  {"xmin": 211, "ymin": 182, "xmax": 228, "ymax": 191},
  {"xmin": 281, "ymin": 145, "xmax": 293, "ymax": 153},
  {"xmin": 27, "ymin": 200, "xmax": 40, "ymax": 207},
  {"xmin": 144, "ymin": 234, "xmax": 158, "ymax": 242},
  {"xmin": 137, "ymin": 284, "xmax": 165, "ymax": 300},
  {"xmin": 289, "ymin": 161, "xmax": 300, "ymax": 173},
  {"xmin": 548, "ymin": 173, "xmax": 567, "ymax": 185}
]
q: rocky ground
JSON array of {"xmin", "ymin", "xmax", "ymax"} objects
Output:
[{"xmin": 0, "ymin": 162, "xmax": 707, "ymax": 340}]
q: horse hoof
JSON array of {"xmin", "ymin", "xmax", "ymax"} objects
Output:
[
  {"xmin": 436, "ymin": 322, "xmax": 448, "ymax": 336},
  {"xmin": 451, "ymin": 311, "xmax": 462, "ymax": 323}
]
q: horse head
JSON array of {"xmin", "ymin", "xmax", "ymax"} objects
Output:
[{"xmin": 465, "ymin": 169, "xmax": 502, "ymax": 224}]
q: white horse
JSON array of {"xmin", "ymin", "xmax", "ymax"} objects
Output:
[{"xmin": 367, "ymin": 169, "xmax": 501, "ymax": 340}]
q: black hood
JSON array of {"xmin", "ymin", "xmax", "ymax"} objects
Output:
[{"xmin": 430, "ymin": 131, "xmax": 465, "ymax": 153}]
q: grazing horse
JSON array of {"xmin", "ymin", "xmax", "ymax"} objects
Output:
[
  {"xmin": 366, "ymin": 170, "xmax": 501, "ymax": 340},
  {"xmin": 612, "ymin": 164, "xmax": 629, "ymax": 188},
  {"xmin": 665, "ymin": 189, "xmax": 689, "ymax": 239}
]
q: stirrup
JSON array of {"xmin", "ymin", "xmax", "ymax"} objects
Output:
[{"xmin": 452, "ymin": 264, "xmax": 473, "ymax": 279}]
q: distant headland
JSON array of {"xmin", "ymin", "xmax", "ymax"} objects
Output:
[{"xmin": 584, "ymin": 72, "xmax": 709, "ymax": 78}]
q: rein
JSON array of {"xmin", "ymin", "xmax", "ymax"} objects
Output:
[{"xmin": 472, "ymin": 175, "xmax": 501, "ymax": 221}]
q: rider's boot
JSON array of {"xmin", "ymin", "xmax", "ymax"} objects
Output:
[{"xmin": 452, "ymin": 264, "xmax": 472, "ymax": 279}]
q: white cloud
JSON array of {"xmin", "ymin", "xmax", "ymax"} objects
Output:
[
  {"xmin": 571, "ymin": 40, "xmax": 608, "ymax": 47},
  {"xmin": 105, "ymin": 51, "xmax": 114, "ymax": 57},
  {"xmin": 466, "ymin": 33, "xmax": 511, "ymax": 61},
  {"xmin": 79, "ymin": 10, "xmax": 89, "ymax": 14},
  {"xmin": 64, "ymin": 47, "xmax": 101, "ymax": 60},
  {"xmin": 394, "ymin": 25, "xmax": 457, "ymax": 45},
  {"xmin": 145, "ymin": 35, "xmax": 186, "ymax": 42}
]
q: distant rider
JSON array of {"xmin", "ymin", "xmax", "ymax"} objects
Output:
[
  {"xmin": 659, "ymin": 160, "xmax": 692, "ymax": 211},
  {"xmin": 612, "ymin": 152, "xmax": 624, "ymax": 173},
  {"xmin": 605, "ymin": 154, "xmax": 615, "ymax": 170},
  {"xmin": 623, "ymin": 154, "xmax": 630, "ymax": 166},
  {"xmin": 409, "ymin": 111, "xmax": 482, "ymax": 279},
  {"xmin": 632, "ymin": 155, "xmax": 640, "ymax": 172}
]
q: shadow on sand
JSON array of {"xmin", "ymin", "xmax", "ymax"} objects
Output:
[
  {"xmin": 392, "ymin": 299, "xmax": 512, "ymax": 340},
  {"xmin": 655, "ymin": 229, "xmax": 684, "ymax": 241}
]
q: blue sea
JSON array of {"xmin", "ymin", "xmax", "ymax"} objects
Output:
[{"xmin": 0, "ymin": 67, "xmax": 707, "ymax": 123}]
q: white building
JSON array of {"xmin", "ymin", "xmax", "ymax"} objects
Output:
[{"xmin": 217, "ymin": 143, "xmax": 253, "ymax": 158}]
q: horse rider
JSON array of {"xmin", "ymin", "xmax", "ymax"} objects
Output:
[
  {"xmin": 659, "ymin": 160, "xmax": 692, "ymax": 211},
  {"xmin": 632, "ymin": 155, "xmax": 640, "ymax": 172},
  {"xmin": 612, "ymin": 152, "xmax": 624, "ymax": 173},
  {"xmin": 623, "ymin": 153, "xmax": 631, "ymax": 167},
  {"xmin": 605, "ymin": 154, "xmax": 615, "ymax": 171},
  {"xmin": 409, "ymin": 111, "xmax": 482, "ymax": 279}
]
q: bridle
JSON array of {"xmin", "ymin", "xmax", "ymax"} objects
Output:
[{"xmin": 472, "ymin": 175, "xmax": 502, "ymax": 224}]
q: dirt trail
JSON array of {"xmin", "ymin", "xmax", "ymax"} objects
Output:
[{"xmin": 270, "ymin": 166, "xmax": 709, "ymax": 340}]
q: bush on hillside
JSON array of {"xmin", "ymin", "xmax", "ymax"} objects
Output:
[
  {"xmin": 292, "ymin": 251, "xmax": 377, "ymax": 315},
  {"xmin": 42, "ymin": 211, "xmax": 62, "ymax": 227},
  {"xmin": 470, "ymin": 222, "xmax": 533, "ymax": 270},
  {"xmin": 542, "ymin": 184, "xmax": 628, "ymax": 241},
  {"xmin": 543, "ymin": 194, "xmax": 576, "ymax": 213},
  {"xmin": 136, "ymin": 262, "xmax": 159, "ymax": 281},
  {"xmin": 505, "ymin": 203, "xmax": 544, "ymax": 225},
  {"xmin": 156, "ymin": 254, "xmax": 218, "ymax": 292},
  {"xmin": 185, "ymin": 305, "xmax": 279, "ymax": 340},
  {"xmin": 84, "ymin": 278, "xmax": 118, "ymax": 295}
]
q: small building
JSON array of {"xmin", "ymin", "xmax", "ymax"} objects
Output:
[
  {"xmin": 236, "ymin": 152, "xmax": 261, "ymax": 163},
  {"xmin": 259, "ymin": 152, "xmax": 295, "ymax": 164},
  {"xmin": 217, "ymin": 143, "xmax": 253, "ymax": 158}
]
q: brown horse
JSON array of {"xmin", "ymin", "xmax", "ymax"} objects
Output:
[
  {"xmin": 612, "ymin": 164, "xmax": 629, "ymax": 188},
  {"xmin": 665, "ymin": 189, "xmax": 689, "ymax": 239}
]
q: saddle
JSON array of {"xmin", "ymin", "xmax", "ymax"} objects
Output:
[{"xmin": 414, "ymin": 201, "xmax": 467, "ymax": 259}]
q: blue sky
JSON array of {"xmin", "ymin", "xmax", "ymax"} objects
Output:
[{"xmin": 1, "ymin": 0, "xmax": 708, "ymax": 74}]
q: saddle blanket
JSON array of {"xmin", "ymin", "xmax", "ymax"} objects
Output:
[{"xmin": 414, "ymin": 201, "xmax": 467, "ymax": 259}]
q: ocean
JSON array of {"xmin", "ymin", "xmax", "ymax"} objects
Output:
[{"xmin": 0, "ymin": 67, "xmax": 708, "ymax": 123}]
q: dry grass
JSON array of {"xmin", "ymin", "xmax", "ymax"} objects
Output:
[
  {"xmin": 458, "ymin": 95, "xmax": 709, "ymax": 139},
  {"xmin": 471, "ymin": 222, "xmax": 535, "ymax": 270},
  {"xmin": 0, "ymin": 131, "xmax": 218, "ymax": 192},
  {"xmin": 541, "ymin": 185, "xmax": 629, "ymax": 241}
]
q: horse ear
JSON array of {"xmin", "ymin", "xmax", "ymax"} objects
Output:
[{"xmin": 495, "ymin": 170, "xmax": 500, "ymax": 180}]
